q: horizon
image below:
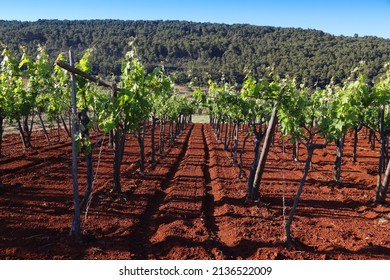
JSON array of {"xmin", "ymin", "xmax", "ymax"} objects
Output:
[{"xmin": 0, "ymin": 0, "xmax": 389, "ymax": 39}]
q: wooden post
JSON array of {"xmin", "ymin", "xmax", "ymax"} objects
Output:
[
  {"xmin": 69, "ymin": 50, "xmax": 81, "ymax": 239},
  {"xmin": 56, "ymin": 60, "xmax": 118, "ymax": 90}
]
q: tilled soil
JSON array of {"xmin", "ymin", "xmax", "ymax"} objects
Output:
[{"xmin": 0, "ymin": 123, "xmax": 389, "ymax": 259}]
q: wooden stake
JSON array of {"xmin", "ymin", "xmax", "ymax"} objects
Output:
[{"xmin": 69, "ymin": 50, "xmax": 81, "ymax": 239}]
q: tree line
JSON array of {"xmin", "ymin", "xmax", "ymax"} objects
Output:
[{"xmin": 1, "ymin": 19, "xmax": 390, "ymax": 87}]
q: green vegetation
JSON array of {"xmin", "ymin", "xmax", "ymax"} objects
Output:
[
  {"xmin": 1, "ymin": 19, "xmax": 390, "ymax": 87},
  {"xmin": 199, "ymin": 65, "xmax": 389, "ymax": 245}
]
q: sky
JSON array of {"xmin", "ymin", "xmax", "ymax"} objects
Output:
[{"xmin": 0, "ymin": 0, "xmax": 389, "ymax": 39}]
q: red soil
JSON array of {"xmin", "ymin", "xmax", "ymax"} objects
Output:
[{"xmin": 0, "ymin": 123, "xmax": 389, "ymax": 259}]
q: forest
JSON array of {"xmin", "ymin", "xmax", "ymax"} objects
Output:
[{"xmin": 1, "ymin": 19, "xmax": 390, "ymax": 87}]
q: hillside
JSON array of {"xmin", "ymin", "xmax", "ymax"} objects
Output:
[{"xmin": 1, "ymin": 19, "xmax": 390, "ymax": 87}]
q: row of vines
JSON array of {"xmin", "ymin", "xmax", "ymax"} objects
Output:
[
  {"xmin": 0, "ymin": 43, "xmax": 195, "ymax": 238},
  {"xmin": 194, "ymin": 64, "xmax": 390, "ymax": 246}
]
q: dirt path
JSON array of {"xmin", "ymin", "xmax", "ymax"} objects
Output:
[{"xmin": 126, "ymin": 124, "xmax": 225, "ymax": 259}]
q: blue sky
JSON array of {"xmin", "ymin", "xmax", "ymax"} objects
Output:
[{"xmin": 1, "ymin": 0, "xmax": 389, "ymax": 38}]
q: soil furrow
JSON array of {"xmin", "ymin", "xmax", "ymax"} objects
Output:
[
  {"xmin": 129, "ymin": 123, "xmax": 223, "ymax": 259},
  {"xmin": 200, "ymin": 124, "xmax": 228, "ymax": 259},
  {"xmin": 126, "ymin": 124, "xmax": 194, "ymax": 259},
  {"xmin": 149, "ymin": 123, "xmax": 209, "ymax": 259}
]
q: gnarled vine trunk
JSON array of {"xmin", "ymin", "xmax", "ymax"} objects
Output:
[
  {"xmin": 333, "ymin": 136, "xmax": 344, "ymax": 182},
  {"xmin": 137, "ymin": 119, "xmax": 147, "ymax": 176},
  {"xmin": 0, "ymin": 115, "xmax": 4, "ymax": 156},
  {"xmin": 376, "ymin": 160, "xmax": 390, "ymax": 204},
  {"xmin": 79, "ymin": 108, "xmax": 94, "ymax": 211},
  {"xmin": 113, "ymin": 124, "xmax": 127, "ymax": 193},
  {"xmin": 151, "ymin": 113, "xmax": 157, "ymax": 163},
  {"xmin": 245, "ymin": 128, "xmax": 264, "ymax": 202},
  {"xmin": 251, "ymin": 105, "xmax": 278, "ymax": 201},
  {"xmin": 285, "ymin": 142, "xmax": 327, "ymax": 247}
]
